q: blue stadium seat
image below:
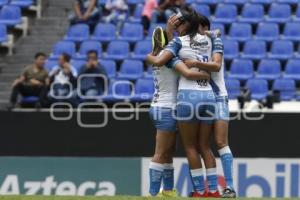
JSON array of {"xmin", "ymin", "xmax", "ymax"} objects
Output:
[
  {"xmin": 71, "ymin": 59, "xmax": 86, "ymax": 72},
  {"xmin": 255, "ymin": 23, "xmax": 280, "ymax": 41},
  {"xmin": 97, "ymin": 0, "xmax": 106, "ymax": 6},
  {"xmin": 239, "ymin": 4, "xmax": 264, "ymax": 24},
  {"xmin": 131, "ymin": 40, "xmax": 152, "ymax": 60},
  {"xmin": 10, "ymin": 0, "xmax": 34, "ymax": 8},
  {"xmin": 127, "ymin": 0, "xmax": 144, "ymax": 5},
  {"xmin": 283, "ymin": 59, "xmax": 300, "ymax": 80},
  {"xmin": 21, "ymin": 96, "xmax": 39, "ymax": 104},
  {"xmin": 227, "ymin": 23, "xmax": 252, "ymax": 42},
  {"xmin": 91, "ymin": 23, "xmax": 117, "ymax": 42},
  {"xmin": 295, "ymin": 6, "xmax": 300, "ymax": 22},
  {"xmin": 100, "ymin": 59, "xmax": 117, "ymax": 79},
  {"xmin": 269, "ymin": 40, "xmax": 294, "ymax": 60},
  {"xmin": 103, "ymin": 80, "xmax": 133, "ymax": 102},
  {"xmin": 0, "ymin": 5, "xmax": 21, "ymax": 26},
  {"xmin": 105, "ymin": 41, "xmax": 130, "ymax": 60},
  {"xmin": 130, "ymin": 4, "xmax": 143, "ymax": 23},
  {"xmin": 144, "ymin": 66, "xmax": 153, "ymax": 79},
  {"xmin": 185, "ymin": 0, "xmax": 195, "ymax": 4},
  {"xmin": 131, "ymin": 78, "xmax": 154, "ymax": 102},
  {"xmin": 64, "ymin": 24, "xmax": 90, "ymax": 43},
  {"xmin": 50, "ymin": 41, "xmax": 76, "ymax": 60},
  {"xmin": 213, "ymin": 4, "xmax": 237, "ymax": 24},
  {"xmin": 118, "ymin": 59, "xmax": 144, "ymax": 80},
  {"xmin": 225, "ymin": 79, "xmax": 241, "ymax": 99},
  {"xmin": 246, "ymin": 79, "xmax": 269, "ymax": 101},
  {"xmin": 256, "ymin": 59, "xmax": 281, "ymax": 80},
  {"xmin": 242, "ymin": 40, "xmax": 266, "ymax": 60},
  {"xmin": 266, "ymin": 4, "xmax": 291, "ymax": 23},
  {"xmin": 45, "ymin": 59, "xmax": 58, "ymax": 72},
  {"xmin": 250, "ymin": 0, "xmax": 272, "ymax": 4},
  {"xmin": 0, "ymin": 24, "xmax": 7, "ymax": 42},
  {"xmin": 119, "ymin": 23, "xmax": 143, "ymax": 42},
  {"xmin": 77, "ymin": 40, "xmax": 102, "ymax": 60},
  {"xmin": 224, "ymin": 0, "xmax": 247, "ymax": 4},
  {"xmin": 273, "ymin": 79, "xmax": 296, "ymax": 101},
  {"xmin": 146, "ymin": 23, "xmax": 166, "ymax": 40},
  {"xmin": 228, "ymin": 59, "xmax": 254, "ymax": 80},
  {"xmin": 223, "ymin": 40, "xmax": 239, "ymax": 60},
  {"xmin": 0, "ymin": 0, "xmax": 8, "ymax": 7},
  {"xmin": 192, "ymin": 4, "xmax": 210, "ymax": 16},
  {"xmin": 277, "ymin": 0, "xmax": 298, "ymax": 3},
  {"xmin": 211, "ymin": 23, "xmax": 225, "ymax": 37},
  {"xmin": 282, "ymin": 22, "xmax": 300, "ymax": 41},
  {"xmin": 196, "ymin": 0, "xmax": 221, "ymax": 4}
]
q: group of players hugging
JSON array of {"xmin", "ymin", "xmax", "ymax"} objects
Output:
[{"xmin": 146, "ymin": 5, "xmax": 236, "ymax": 198}]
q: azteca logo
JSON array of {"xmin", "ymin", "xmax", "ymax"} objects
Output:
[{"xmin": 0, "ymin": 175, "xmax": 116, "ymax": 196}]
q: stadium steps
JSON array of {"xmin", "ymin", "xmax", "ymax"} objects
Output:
[{"xmin": 0, "ymin": 0, "xmax": 71, "ymax": 105}]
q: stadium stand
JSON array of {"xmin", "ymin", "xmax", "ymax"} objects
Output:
[{"xmin": 2, "ymin": 0, "xmax": 300, "ymax": 107}]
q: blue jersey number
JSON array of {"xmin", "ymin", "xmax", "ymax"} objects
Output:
[{"xmin": 197, "ymin": 55, "xmax": 209, "ymax": 87}]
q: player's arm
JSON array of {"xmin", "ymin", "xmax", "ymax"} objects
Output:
[
  {"xmin": 184, "ymin": 37, "xmax": 224, "ymax": 72},
  {"xmin": 184, "ymin": 53, "xmax": 222, "ymax": 72},
  {"xmin": 175, "ymin": 61, "xmax": 210, "ymax": 81},
  {"xmin": 146, "ymin": 51, "xmax": 174, "ymax": 67},
  {"xmin": 146, "ymin": 37, "xmax": 182, "ymax": 67}
]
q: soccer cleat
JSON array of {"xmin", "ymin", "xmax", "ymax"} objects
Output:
[
  {"xmin": 161, "ymin": 189, "xmax": 178, "ymax": 197},
  {"xmin": 189, "ymin": 191, "xmax": 208, "ymax": 198},
  {"xmin": 221, "ymin": 187, "xmax": 237, "ymax": 198},
  {"xmin": 208, "ymin": 190, "xmax": 221, "ymax": 198},
  {"xmin": 152, "ymin": 26, "xmax": 166, "ymax": 56}
]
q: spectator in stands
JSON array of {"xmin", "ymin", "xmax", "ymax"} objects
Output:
[
  {"xmin": 78, "ymin": 50, "xmax": 107, "ymax": 98},
  {"xmin": 69, "ymin": 0, "xmax": 100, "ymax": 31},
  {"xmin": 103, "ymin": 0, "xmax": 128, "ymax": 34},
  {"xmin": 152, "ymin": 0, "xmax": 184, "ymax": 23},
  {"xmin": 48, "ymin": 53, "xmax": 78, "ymax": 107},
  {"xmin": 9, "ymin": 52, "xmax": 49, "ymax": 108},
  {"xmin": 142, "ymin": 0, "xmax": 158, "ymax": 34}
]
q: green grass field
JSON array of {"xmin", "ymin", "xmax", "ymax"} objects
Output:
[{"xmin": 0, "ymin": 196, "xmax": 297, "ymax": 200}]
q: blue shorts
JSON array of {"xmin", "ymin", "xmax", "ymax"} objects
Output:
[
  {"xmin": 176, "ymin": 90, "xmax": 217, "ymax": 124},
  {"xmin": 216, "ymin": 96, "xmax": 229, "ymax": 121},
  {"xmin": 149, "ymin": 106, "xmax": 177, "ymax": 132}
]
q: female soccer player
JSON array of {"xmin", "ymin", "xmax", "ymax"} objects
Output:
[
  {"xmin": 184, "ymin": 15, "xmax": 236, "ymax": 198},
  {"xmin": 148, "ymin": 25, "xmax": 210, "ymax": 197},
  {"xmin": 147, "ymin": 7, "xmax": 219, "ymax": 197}
]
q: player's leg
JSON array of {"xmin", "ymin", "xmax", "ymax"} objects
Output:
[
  {"xmin": 178, "ymin": 122, "xmax": 206, "ymax": 196},
  {"xmin": 198, "ymin": 122, "xmax": 220, "ymax": 197},
  {"xmin": 215, "ymin": 96, "xmax": 236, "ymax": 198},
  {"xmin": 148, "ymin": 107, "xmax": 177, "ymax": 196}
]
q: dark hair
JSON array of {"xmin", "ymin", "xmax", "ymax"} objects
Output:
[
  {"xmin": 61, "ymin": 53, "xmax": 71, "ymax": 62},
  {"xmin": 180, "ymin": 6, "xmax": 201, "ymax": 39},
  {"xmin": 34, "ymin": 52, "xmax": 46, "ymax": 59},
  {"xmin": 198, "ymin": 13, "xmax": 211, "ymax": 30},
  {"xmin": 87, "ymin": 50, "xmax": 98, "ymax": 57}
]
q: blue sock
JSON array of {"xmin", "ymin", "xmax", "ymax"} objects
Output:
[
  {"xmin": 206, "ymin": 168, "xmax": 218, "ymax": 192},
  {"xmin": 218, "ymin": 146, "xmax": 234, "ymax": 190},
  {"xmin": 190, "ymin": 168, "xmax": 205, "ymax": 194},
  {"xmin": 163, "ymin": 163, "xmax": 174, "ymax": 191},
  {"xmin": 149, "ymin": 162, "xmax": 164, "ymax": 196}
]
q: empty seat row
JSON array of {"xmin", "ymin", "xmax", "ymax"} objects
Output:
[
  {"xmin": 224, "ymin": 40, "xmax": 300, "ymax": 60},
  {"xmin": 227, "ymin": 59, "xmax": 300, "ymax": 81},
  {"xmin": 226, "ymin": 22, "xmax": 300, "ymax": 41},
  {"xmin": 212, "ymin": 4, "xmax": 300, "ymax": 24},
  {"xmin": 49, "ymin": 40, "xmax": 151, "ymax": 61},
  {"xmin": 226, "ymin": 78, "xmax": 300, "ymax": 101},
  {"xmin": 64, "ymin": 23, "xmax": 145, "ymax": 43}
]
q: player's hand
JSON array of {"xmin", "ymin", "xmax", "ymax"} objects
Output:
[
  {"xmin": 199, "ymin": 70, "xmax": 210, "ymax": 81},
  {"xmin": 12, "ymin": 79, "xmax": 20, "ymax": 87},
  {"xmin": 183, "ymin": 59, "xmax": 198, "ymax": 68},
  {"xmin": 205, "ymin": 29, "xmax": 222, "ymax": 38}
]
